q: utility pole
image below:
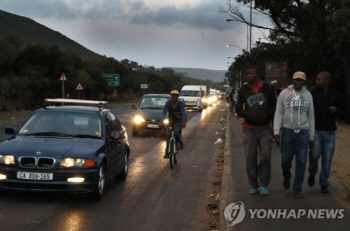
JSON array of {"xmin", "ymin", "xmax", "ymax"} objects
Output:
[{"xmin": 249, "ymin": 0, "xmax": 253, "ymax": 52}]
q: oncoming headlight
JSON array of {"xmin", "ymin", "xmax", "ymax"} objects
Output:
[
  {"xmin": 163, "ymin": 119, "xmax": 169, "ymax": 125},
  {"xmin": 201, "ymin": 98, "xmax": 207, "ymax": 103},
  {"xmin": 0, "ymin": 155, "xmax": 15, "ymax": 165},
  {"xmin": 134, "ymin": 115, "xmax": 145, "ymax": 124},
  {"xmin": 60, "ymin": 158, "xmax": 95, "ymax": 168}
]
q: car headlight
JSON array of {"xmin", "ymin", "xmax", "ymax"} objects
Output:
[
  {"xmin": 60, "ymin": 158, "xmax": 96, "ymax": 168},
  {"xmin": 202, "ymin": 98, "xmax": 207, "ymax": 103},
  {"xmin": 163, "ymin": 119, "xmax": 169, "ymax": 124},
  {"xmin": 0, "ymin": 155, "xmax": 15, "ymax": 165},
  {"xmin": 134, "ymin": 115, "xmax": 145, "ymax": 124}
]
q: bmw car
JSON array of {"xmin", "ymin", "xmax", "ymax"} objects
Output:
[
  {"xmin": 0, "ymin": 99, "xmax": 130, "ymax": 200},
  {"xmin": 131, "ymin": 94, "xmax": 171, "ymax": 136}
]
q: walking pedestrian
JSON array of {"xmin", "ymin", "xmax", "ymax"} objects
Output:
[
  {"xmin": 236, "ymin": 67, "xmax": 276, "ymax": 195},
  {"xmin": 274, "ymin": 71, "xmax": 315, "ymax": 198},
  {"xmin": 228, "ymin": 89, "xmax": 236, "ymax": 113},
  {"xmin": 307, "ymin": 71, "xmax": 344, "ymax": 193}
]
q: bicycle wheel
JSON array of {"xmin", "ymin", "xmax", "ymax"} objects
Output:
[
  {"xmin": 169, "ymin": 139, "xmax": 175, "ymax": 169},
  {"xmin": 174, "ymin": 142, "xmax": 178, "ymax": 164},
  {"xmin": 174, "ymin": 151, "xmax": 178, "ymax": 164}
]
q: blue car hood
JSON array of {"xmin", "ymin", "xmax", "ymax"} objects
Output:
[{"xmin": 0, "ymin": 136, "xmax": 104, "ymax": 159}]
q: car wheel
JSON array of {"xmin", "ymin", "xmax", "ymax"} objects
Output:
[
  {"xmin": 90, "ymin": 163, "xmax": 106, "ymax": 200},
  {"xmin": 132, "ymin": 131, "xmax": 139, "ymax": 136},
  {"xmin": 118, "ymin": 152, "xmax": 129, "ymax": 179}
]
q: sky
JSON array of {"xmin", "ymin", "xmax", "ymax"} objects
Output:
[{"xmin": 0, "ymin": 0, "xmax": 269, "ymax": 70}]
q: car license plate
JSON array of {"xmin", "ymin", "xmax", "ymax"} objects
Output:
[
  {"xmin": 17, "ymin": 172, "xmax": 53, "ymax": 181},
  {"xmin": 147, "ymin": 124, "xmax": 159, "ymax": 128}
]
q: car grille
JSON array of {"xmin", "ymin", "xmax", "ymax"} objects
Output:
[{"xmin": 19, "ymin": 157, "xmax": 55, "ymax": 169}]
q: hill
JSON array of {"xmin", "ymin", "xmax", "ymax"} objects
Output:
[
  {"xmin": 0, "ymin": 10, "xmax": 102, "ymax": 60},
  {"xmin": 0, "ymin": 9, "xmax": 226, "ymax": 85},
  {"xmin": 169, "ymin": 67, "xmax": 227, "ymax": 83}
]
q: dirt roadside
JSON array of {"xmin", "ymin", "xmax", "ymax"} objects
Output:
[{"xmin": 331, "ymin": 123, "xmax": 350, "ymax": 206}]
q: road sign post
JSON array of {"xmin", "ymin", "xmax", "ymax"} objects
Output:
[
  {"xmin": 103, "ymin": 74, "xmax": 120, "ymax": 87},
  {"xmin": 59, "ymin": 72, "xmax": 67, "ymax": 99},
  {"xmin": 140, "ymin": 84, "xmax": 148, "ymax": 95},
  {"xmin": 76, "ymin": 83, "xmax": 84, "ymax": 99}
]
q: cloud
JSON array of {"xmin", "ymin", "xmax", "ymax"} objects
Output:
[
  {"xmin": 130, "ymin": 3, "xmax": 232, "ymax": 31},
  {"xmin": 0, "ymin": 0, "xmax": 243, "ymax": 31}
]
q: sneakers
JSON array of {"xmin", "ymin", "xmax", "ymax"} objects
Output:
[
  {"xmin": 249, "ymin": 187, "xmax": 269, "ymax": 195},
  {"xmin": 259, "ymin": 186, "xmax": 269, "ymax": 196},
  {"xmin": 294, "ymin": 191, "xmax": 304, "ymax": 198},
  {"xmin": 283, "ymin": 178, "xmax": 290, "ymax": 189},
  {"xmin": 321, "ymin": 186, "xmax": 329, "ymax": 194},
  {"xmin": 307, "ymin": 175, "xmax": 315, "ymax": 187},
  {"xmin": 163, "ymin": 154, "xmax": 169, "ymax": 159},
  {"xmin": 248, "ymin": 188, "xmax": 258, "ymax": 194}
]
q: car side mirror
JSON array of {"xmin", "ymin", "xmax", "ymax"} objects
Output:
[
  {"xmin": 111, "ymin": 130, "xmax": 126, "ymax": 139},
  {"xmin": 131, "ymin": 105, "xmax": 137, "ymax": 109},
  {"xmin": 5, "ymin": 127, "xmax": 16, "ymax": 135},
  {"xmin": 111, "ymin": 131, "xmax": 120, "ymax": 139}
]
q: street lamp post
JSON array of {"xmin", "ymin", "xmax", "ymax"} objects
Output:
[
  {"xmin": 226, "ymin": 45, "xmax": 242, "ymax": 88},
  {"xmin": 226, "ymin": 19, "xmax": 249, "ymax": 51},
  {"xmin": 226, "ymin": 44, "xmax": 241, "ymax": 55},
  {"xmin": 249, "ymin": 0, "xmax": 253, "ymax": 52},
  {"xmin": 226, "ymin": 0, "xmax": 253, "ymax": 52}
]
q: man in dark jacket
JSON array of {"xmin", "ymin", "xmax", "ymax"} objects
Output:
[
  {"xmin": 236, "ymin": 68, "xmax": 277, "ymax": 195},
  {"xmin": 161, "ymin": 90, "xmax": 187, "ymax": 159},
  {"xmin": 308, "ymin": 71, "xmax": 344, "ymax": 193}
]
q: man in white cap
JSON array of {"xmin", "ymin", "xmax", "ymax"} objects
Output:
[{"xmin": 273, "ymin": 71, "xmax": 315, "ymax": 198}]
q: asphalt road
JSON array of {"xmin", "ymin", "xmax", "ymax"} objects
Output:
[{"xmin": 0, "ymin": 102, "xmax": 226, "ymax": 231}]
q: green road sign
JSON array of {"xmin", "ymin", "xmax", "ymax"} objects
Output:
[{"xmin": 103, "ymin": 74, "xmax": 120, "ymax": 86}]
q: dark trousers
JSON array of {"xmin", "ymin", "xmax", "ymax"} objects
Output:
[
  {"xmin": 243, "ymin": 126, "xmax": 273, "ymax": 189},
  {"xmin": 308, "ymin": 130, "xmax": 335, "ymax": 187}
]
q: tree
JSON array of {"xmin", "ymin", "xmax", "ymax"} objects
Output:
[
  {"xmin": 0, "ymin": 32, "xmax": 21, "ymax": 75},
  {"xmin": 222, "ymin": 0, "xmax": 350, "ymax": 121},
  {"xmin": 327, "ymin": 6, "xmax": 350, "ymax": 122}
]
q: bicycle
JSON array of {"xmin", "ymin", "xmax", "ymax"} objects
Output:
[{"xmin": 167, "ymin": 125, "xmax": 181, "ymax": 169}]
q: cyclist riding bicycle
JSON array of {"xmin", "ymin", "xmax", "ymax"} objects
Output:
[{"xmin": 161, "ymin": 90, "xmax": 187, "ymax": 159}]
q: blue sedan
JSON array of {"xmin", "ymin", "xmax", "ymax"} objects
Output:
[{"xmin": 0, "ymin": 99, "xmax": 130, "ymax": 200}]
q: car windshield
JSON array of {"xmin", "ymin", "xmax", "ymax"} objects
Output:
[
  {"xmin": 180, "ymin": 90, "xmax": 201, "ymax": 97},
  {"xmin": 19, "ymin": 111, "xmax": 102, "ymax": 138},
  {"xmin": 139, "ymin": 96, "xmax": 169, "ymax": 109}
]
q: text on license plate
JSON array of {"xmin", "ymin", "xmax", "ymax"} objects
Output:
[
  {"xmin": 17, "ymin": 172, "xmax": 53, "ymax": 181},
  {"xmin": 147, "ymin": 124, "xmax": 159, "ymax": 128}
]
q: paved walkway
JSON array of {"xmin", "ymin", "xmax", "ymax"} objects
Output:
[{"xmin": 220, "ymin": 112, "xmax": 350, "ymax": 231}]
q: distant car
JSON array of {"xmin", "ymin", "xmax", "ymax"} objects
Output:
[
  {"xmin": 0, "ymin": 99, "xmax": 130, "ymax": 200},
  {"xmin": 179, "ymin": 85, "xmax": 204, "ymax": 111},
  {"xmin": 132, "ymin": 94, "xmax": 171, "ymax": 136}
]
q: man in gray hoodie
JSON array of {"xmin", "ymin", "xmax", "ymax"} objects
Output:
[{"xmin": 273, "ymin": 71, "xmax": 315, "ymax": 198}]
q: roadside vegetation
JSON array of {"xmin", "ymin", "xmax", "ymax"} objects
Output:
[
  {"xmin": 222, "ymin": 0, "xmax": 350, "ymax": 123},
  {"xmin": 0, "ymin": 32, "xmax": 226, "ymax": 110}
]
